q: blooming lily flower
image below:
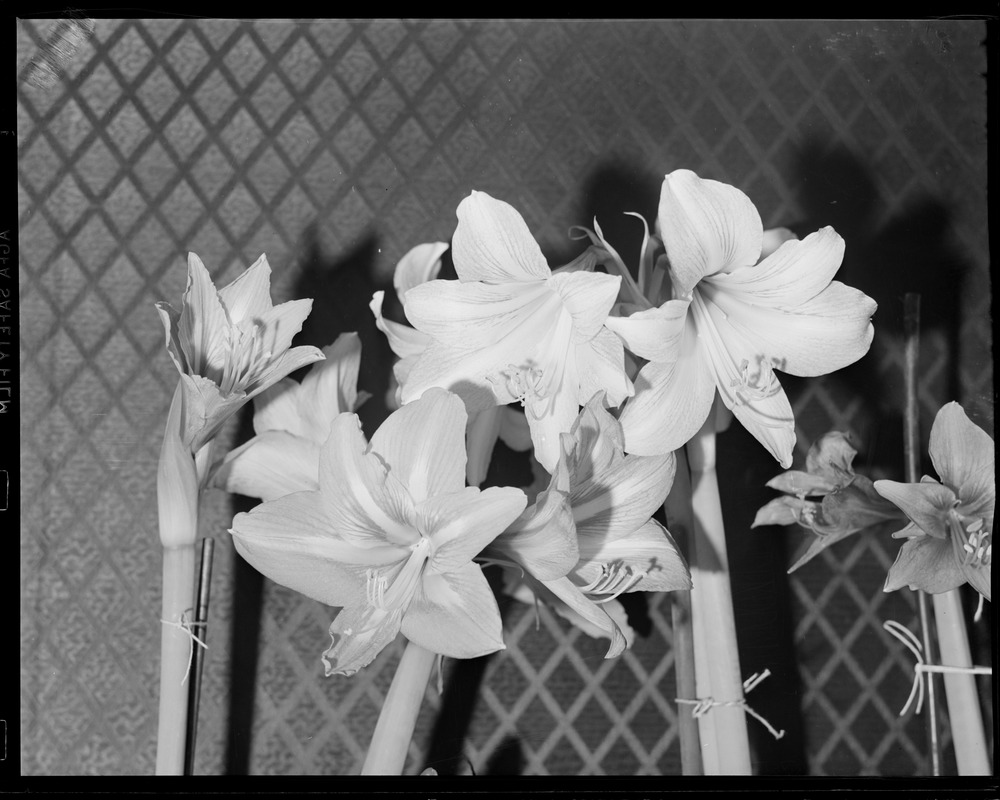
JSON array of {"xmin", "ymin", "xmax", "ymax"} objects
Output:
[
  {"xmin": 489, "ymin": 394, "xmax": 691, "ymax": 655},
  {"xmin": 608, "ymin": 170, "xmax": 876, "ymax": 467},
  {"xmin": 398, "ymin": 191, "xmax": 633, "ymax": 473},
  {"xmin": 874, "ymin": 402, "xmax": 992, "ymax": 601},
  {"xmin": 371, "ymin": 242, "xmax": 533, "ymax": 486},
  {"xmin": 752, "ymin": 431, "xmax": 905, "ymax": 572},
  {"xmin": 229, "ymin": 388, "xmax": 528, "ymax": 675},
  {"xmin": 156, "ymin": 252, "xmax": 324, "ymax": 454},
  {"xmin": 211, "ymin": 332, "xmax": 369, "ymax": 502}
]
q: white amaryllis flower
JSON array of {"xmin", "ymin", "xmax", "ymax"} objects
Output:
[
  {"xmin": 156, "ymin": 252, "xmax": 324, "ymax": 454},
  {"xmin": 229, "ymin": 388, "xmax": 528, "ymax": 676},
  {"xmin": 611, "ymin": 170, "xmax": 876, "ymax": 468},
  {"xmin": 489, "ymin": 394, "xmax": 691, "ymax": 656},
  {"xmin": 211, "ymin": 332, "xmax": 368, "ymax": 502},
  {"xmin": 371, "ymin": 242, "xmax": 533, "ymax": 486},
  {"xmin": 399, "ymin": 191, "xmax": 633, "ymax": 472}
]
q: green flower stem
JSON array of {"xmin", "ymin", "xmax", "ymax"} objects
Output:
[
  {"xmin": 361, "ymin": 639, "xmax": 437, "ymax": 775},
  {"xmin": 931, "ymin": 590, "xmax": 990, "ymax": 775},
  {"xmin": 156, "ymin": 544, "xmax": 197, "ymax": 775},
  {"xmin": 663, "ymin": 446, "xmax": 704, "ymax": 775},
  {"xmin": 686, "ymin": 423, "xmax": 752, "ymax": 775}
]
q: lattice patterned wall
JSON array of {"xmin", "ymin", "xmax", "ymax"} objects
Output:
[{"xmin": 18, "ymin": 19, "xmax": 991, "ymax": 776}]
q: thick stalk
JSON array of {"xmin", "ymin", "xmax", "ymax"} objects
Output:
[
  {"xmin": 662, "ymin": 446, "xmax": 703, "ymax": 775},
  {"xmin": 931, "ymin": 591, "xmax": 990, "ymax": 774},
  {"xmin": 361, "ymin": 639, "xmax": 437, "ymax": 775},
  {"xmin": 901, "ymin": 293, "xmax": 941, "ymax": 775},
  {"xmin": 686, "ymin": 423, "xmax": 752, "ymax": 775},
  {"xmin": 156, "ymin": 382, "xmax": 200, "ymax": 774},
  {"xmin": 156, "ymin": 545, "xmax": 197, "ymax": 774}
]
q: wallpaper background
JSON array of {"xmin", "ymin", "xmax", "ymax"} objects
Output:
[{"xmin": 18, "ymin": 19, "xmax": 992, "ymax": 776}]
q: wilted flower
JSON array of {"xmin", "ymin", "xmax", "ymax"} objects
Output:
[
  {"xmin": 752, "ymin": 431, "xmax": 905, "ymax": 572},
  {"xmin": 875, "ymin": 402, "xmax": 993, "ymax": 601},
  {"xmin": 229, "ymin": 388, "xmax": 527, "ymax": 676},
  {"xmin": 211, "ymin": 332, "xmax": 368, "ymax": 502},
  {"xmin": 608, "ymin": 170, "xmax": 876, "ymax": 467},
  {"xmin": 398, "ymin": 191, "xmax": 633, "ymax": 472},
  {"xmin": 156, "ymin": 252, "xmax": 324, "ymax": 454}
]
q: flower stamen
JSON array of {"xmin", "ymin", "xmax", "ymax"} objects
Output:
[
  {"xmin": 580, "ymin": 560, "xmax": 646, "ymax": 603},
  {"xmin": 489, "ymin": 364, "xmax": 549, "ymax": 419},
  {"xmin": 950, "ymin": 512, "xmax": 992, "ymax": 569},
  {"xmin": 730, "ymin": 358, "xmax": 779, "ymax": 406}
]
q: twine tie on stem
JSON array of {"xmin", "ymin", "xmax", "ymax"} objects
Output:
[
  {"xmin": 160, "ymin": 610, "xmax": 208, "ymax": 686},
  {"xmin": 676, "ymin": 668, "xmax": 786, "ymax": 741},
  {"xmin": 883, "ymin": 620, "xmax": 993, "ymax": 717}
]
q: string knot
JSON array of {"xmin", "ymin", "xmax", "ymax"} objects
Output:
[
  {"xmin": 883, "ymin": 620, "xmax": 993, "ymax": 717},
  {"xmin": 675, "ymin": 668, "xmax": 786, "ymax": 740},
  {"xmin": 161, "ymin": 610, "xmax": 208, "ymax": 686}
]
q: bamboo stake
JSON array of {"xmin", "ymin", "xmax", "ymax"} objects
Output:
[
  {"xmin": 361, "ymin": 640, "xmax": 437, "ymax": 775},
  {"xmin": 184, "ymin": 537, "xmax": 215, "ymax": 775}
]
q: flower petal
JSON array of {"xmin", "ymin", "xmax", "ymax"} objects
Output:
[
  {"xmin": 760, "ymin": 227, "xmax": 798, "ymax": 259},
  {"xmin": 873, "ymin": 479, "xmax": 955, "ymax": 539},
  {"xmin": 710, "ymin": 227, "xmax": 845, "ymax": 308},
  {"xmin": 752, "ymin": 496, "xmax": 812, "ymax": 528},
  {"xmin": 393, "ymin": 242, "xmax": 449, "ymax": 297},
  {"xmin": 572, "ymin": 452, "xmax": 676, "ymax": 546},
  {"xmin": 493, "ymin": 452, "xmax": 579, "ymax": 580},
  {"xmin": 423, "ymin": 485, "xmax": 528, "ymax": 572},
  {"xmin": 690, "ymin": 290, "xmax": 796, "ymax": 467},
  {"xmin": 804, "ymin": 431, "xmax": 859, "ymax": 487},
  {"xmin": 541, "ymin": 576, "xmax": 628, "ymax": 657},
  {"xmin": 402, "ymin": 562, "xmax": 505, "ymax": 659},
  {"xmin": 618, "ymin": 317, "xmax": 716, "ymax": 456},
  {"xmin": 706, "ymin": 279, "xmax": 877, "ymax": 378},
  {"xmin": 218, "ymin": 253, "xmax": 274, "ymax": 324},
  {"xmin": 252, "ymin": 298, "xmax": 316, "ymax": 368},
  {"xmin": 155, "ymin": 301, "xmax": 188, "ymax": 376},
  {"xmin": 369, "ymin": 387, "xmax": 467, "ymax": 502},
  {"xmin": 370, "ymin": 291, "xmax": 430, "ymax": 360},
  {"xmin": 251, "ymin": 377, "xmax": 305, "ymax": 436},
  {"xmin": 604, "ymin": 299, "xmax": 690, "ymax": 364},
  {"xmin": 213, "ymin": 430, "xmax": 320, "ymax": 502},
  {"xmin": 295, "ymin": 332, "xmax": 365, "ymax": 440},
  {"xmin": 498, "ymin": 406, "xmax": 532, "ymax": 451},
  {"xmin": 246, "ymin": 344, "xmax": 326, "ymax": 402},
  {"xmin": 403, "ymin": 279, "xmax": 556, "ymax": 350},
  {"xmin": 575, "ymin": 328, "xmax": 633, "ymax": 408},
  {"xmin": 324, "ymin": 603, "xmax": 405, "ymax": 676},
  {"xmin": 230, "ymin": 490, "xmax": 401, "ymax": 608},
  {"xmin": 765, "ymin": 470, "xmax": 839, "ymax": 498},
  {"xmin": 659, "ymin": 169, "xmax": 763, "ymax": 295},
  {"xmin": 884, "ymin": 534, "xmax": 967, "ymax": 595},
  {"xmin": 575, "ymin": 518, "xmax": 691, "ymax": 592},
  {"xmin": 548, "ymin": 270, "xmax": 621, "ymax": 343},
  {"xmin": 525, "ymin": 368, "xmax": 582, "ymax": 473},
  {"xmin": 178, "ymin": 252, "xmax": 230, "ymax": 378},
  {"xmin": 452, "ymin": 191, "xmax": 551, "ymax": 283},
  {"xmin": 319, "ymin": 413, "xmax": 419, "ymax": 547},
  {"xmin": 929, "ymin": 402, "xmax": 995, "ymax": 526}
]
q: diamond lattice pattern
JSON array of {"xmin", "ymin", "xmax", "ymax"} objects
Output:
[{"xmin": 19, "ymin": 19, "xmax": 990, "ymax": 775}]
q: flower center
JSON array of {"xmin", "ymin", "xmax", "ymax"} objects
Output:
[
  {"xmin": 489, "ymin": 364, "xmax": 550, "ymax": 419},
  {"xmin": 218, "ymin": 322, "xmax": 272, "ymax": 395},
  {"xmin": 729, "ymin": 358, "xmax": 780, "ymax": 406},
  {"xmin": 365, "ymin": 537, "xmax": 432, "ymax": 612},
  {"xmin": 578, "ymin": 560, "xmax": 646, "ymax": 603},
  {"xmin": 949, "ymin": 511, "xmax": 992, "ymax": 569}
]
